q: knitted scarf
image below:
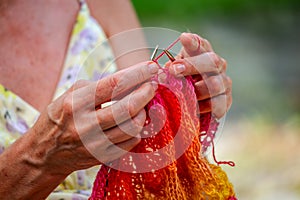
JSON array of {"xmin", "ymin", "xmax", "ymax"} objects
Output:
[{"xmin": 89, "ymin": 71, "xmax": 237, "ymax": 199}]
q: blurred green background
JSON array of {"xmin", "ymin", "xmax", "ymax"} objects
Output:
[{"xmin": 132, "ymin": 0, "xmax": 300, "ymax": 199}]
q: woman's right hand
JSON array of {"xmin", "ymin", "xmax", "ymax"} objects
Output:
[{"xmin": 24, "ymin": 61, "xmax": 159, "ymax": 176}]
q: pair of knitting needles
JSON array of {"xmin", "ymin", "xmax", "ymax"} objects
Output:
[
  {"xmin": 150, "ymin": 37, "xmax": 180, "ymax": 63},
  {"xmin": 150, "ymin": 45, "xmax": 175, "ymax": 63}
]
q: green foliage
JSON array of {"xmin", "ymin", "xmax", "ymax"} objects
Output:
[{"xmin": 132, "ymin": 0, "xmax": 300, "ymax": 19}]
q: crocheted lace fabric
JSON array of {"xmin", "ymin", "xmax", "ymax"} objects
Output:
[{"xmin": 90, "ymin": 72, "xmax": 237, "ymax": 199}]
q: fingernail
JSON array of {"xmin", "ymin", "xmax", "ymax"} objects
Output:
[
  {"xmin": 173, "ymin": 64, "xmax": 185, "ymax": 75},
  {"xmin": 148, "ymin": 62, "xmax": 159, "ymax": 74}
]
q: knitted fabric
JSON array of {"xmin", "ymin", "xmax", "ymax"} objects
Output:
[{"xmin": 90, "ymin": 72, "xmax": 236, "ymax": 200}]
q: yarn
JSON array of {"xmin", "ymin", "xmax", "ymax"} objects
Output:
[{"xmin": 89, "ymin": 69, "xmax": 237, "ymax": 199}]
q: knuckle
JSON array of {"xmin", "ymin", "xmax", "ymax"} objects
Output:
[
  {"xmin": 209, "ymin": 77, "xmax": 222, "ymax": 94},
  {"xmin": 207, "ymin": 52, "xmax": 219, "ymax": 66},
  {"xmin": 203, "ymin": 39, "xmax": 212, "ymax": 50},
  {"xmin": 208, "ymin": 52, "xmax": 225, "ymax": 73},
  {"xmin": 62, "ymin": 93, "xmax": 74, "ymax": 115},
  {"xmin": 221, "ymin": 58, "xmax": 227, "ymax": 71},
  {"xmin": 227, "ymin": 76, "xmax": 232, "ymax": 88},
  {"xmin": 105, "ymin": 75, "xmax": 123, "ymax": 98},
  {"xmin": 108, "ymin": 75, "xmax": 120, "ymax": 91},
  {"xmin": 212, "ymin": 97, "xmax": 227, "ymax": 118}
]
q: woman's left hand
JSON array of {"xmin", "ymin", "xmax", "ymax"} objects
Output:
[{"xmin": 168, "ymin": 33, "xmax": 232, "ymax": 119}]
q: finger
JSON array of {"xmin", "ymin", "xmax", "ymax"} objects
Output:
[
  {"xmin": 105, "ymin": 136, "xmax": 141, "ymax": 162},
  {"xmin": 198, "ymin": 92, "xmax": 231, "ymax": 119},
  {"xmin": 74, "ymin": 61, "xmax": 159, "ymax": 107},
  {"xmin": 212, "ymin": 94, "xmax": 227, "ymax": 119},
  {"xmin": 97, "ymin": 62, "xmax": 158, "ymax": 104},
  {"xmin": 97, "ymin": 81, "xmax": 157, "ymax": 130},
  {"xmin": 194, "ymin": 73, "xmax": 231, "ymax": 101},
  {"xmin": 169, "ymin": 52, "xmax": 226, "ymax": 76},
  {"xmin": 180, "ymin": 33, "xmax": 200, "ymax": 56},
  {"xmin": 47, "ymin": 79, "xmax": 94, "ymax": 124},
  {"xmin": 195, "ymin": 34, "xmax": 213, "ymax": 52},
  {"xmin": 104, "ymin": 109, "xmax": 146, "ymax": 144},
  {"xmin": 179, "ymin": 33, "xmax": 214, "ymax": 57},
  {"xmin": 198, "ymin": 98, "xmax": 211, "ymax": 114},
  {"xmin": 115, "ymin": 136, "xmax": 141, "ymax": 151}
]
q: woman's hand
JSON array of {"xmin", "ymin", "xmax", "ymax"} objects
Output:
[
  {"xmin": 168, "ymin": 33, "xmax": 232, "ymax": 119},
  {"xmin": 25, "ymin": 61, "xmax": 159, "ymax": 176},
  {"xmin": 0, "ymin": 61, "xmax": 158, "ymax": 199}
]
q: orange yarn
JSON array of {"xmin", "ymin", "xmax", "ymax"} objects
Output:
[{"xmin": 90, "ymin": 73, "xmax": 237, "ymax": 200}]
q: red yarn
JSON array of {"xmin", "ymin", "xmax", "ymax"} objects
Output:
[
  {"xmin": 89, "ymin": 72, "xmax": 236, "ymax": 199},
  {"xmin": 89, "ymin": 39, "xmax": 236, "ymax": 199},
  {"xmin": 199, "ymin": 112, "xmax": 235, "ymax": 167}
]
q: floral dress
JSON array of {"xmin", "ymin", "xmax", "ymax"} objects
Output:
[{"xmin": 0, "ymin": 0, "xmax": 117, "ymax": 199}]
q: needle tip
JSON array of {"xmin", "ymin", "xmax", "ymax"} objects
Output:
[{"xmin": 151, "ymin": 45, "xmax": 159, "ymax": 61}]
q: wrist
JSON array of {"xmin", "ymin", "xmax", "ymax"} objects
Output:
[{"xmin": 0, "ymin": 126, "xmax": 67, "ymax": 199}]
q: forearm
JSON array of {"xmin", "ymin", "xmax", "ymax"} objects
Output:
[{"xmin": 0, "ymin": 129, "xmax": 67, "ymax": 199}]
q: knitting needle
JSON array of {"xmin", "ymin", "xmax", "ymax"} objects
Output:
[
  {"xmin": 151, "ymin": 45, "xmax": 159, "ymax": 61},
  {"xmin": 163, "ymin": 49, "xmax": 175, "ymax": 62}
]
